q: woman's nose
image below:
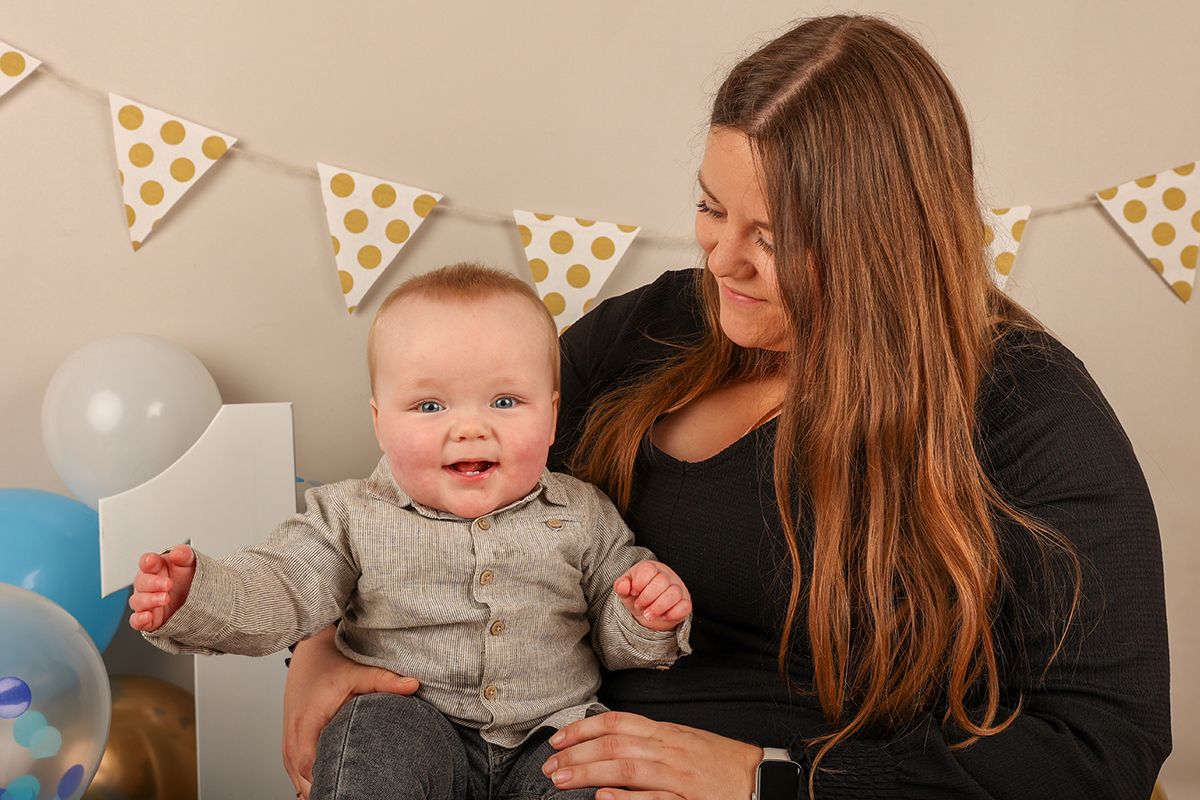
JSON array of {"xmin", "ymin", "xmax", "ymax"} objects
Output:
[{"xmin": 705, "ymin": 233, "xmax": 756, "ymax": 279}]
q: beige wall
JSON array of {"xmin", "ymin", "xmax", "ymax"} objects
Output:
[{"xmin": 2, "ymin": 0, "xmax": 1195, "ymax": 792}]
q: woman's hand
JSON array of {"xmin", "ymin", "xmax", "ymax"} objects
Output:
[
  {"xmin": 543, "ymin": 711, "xmax": 763, "ymax": 800},
  {"xmin": 282, "ymin": 625, "xmax": 420, "ymax": 799}
]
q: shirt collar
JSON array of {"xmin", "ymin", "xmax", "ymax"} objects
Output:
[{"xmin": 365, "ymin": 456, "xmax": 570, "ymax": 519}]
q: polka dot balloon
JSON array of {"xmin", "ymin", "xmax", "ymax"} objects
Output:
[
  {"xmin": 0, "ymin": 585, "xmax": 110, "ymax": 800},
  {"xmin": 109, "ymin": 93, "xmax": 237, "ymax": 251},
  {"xmin": 1097, "ymin": 162, "xmax": 1199, "ymax": 303},
  {"xmin": 513, "ymin": 210, "xmax": 640, "ymax": 333},
  {"xmin": 0, "ymin": 41, "xmax": 40, "ymax": 101}
]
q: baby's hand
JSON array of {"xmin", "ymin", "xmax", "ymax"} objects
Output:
[
  {"xmin": 128, "ymin": 545, "xmax": 197, "ymax": 632},
  {"xmin": 614, "ymin": 560, "xmax": 692, "ymax": 632}
]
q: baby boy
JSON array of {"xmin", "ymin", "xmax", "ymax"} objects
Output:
[{"xmin": 129, "ymin": 262, "xmax": 692, "ymax": 800}]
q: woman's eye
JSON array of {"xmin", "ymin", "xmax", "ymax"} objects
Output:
[
  {"xmin": 756, "ymin": 235, "xmax": 775, "ymax": 254},
  {"xmin": 417, "ymin": 401, "xmax": 444, "ymax": 413},
  {"xmin": 492, "ymin": 396, "xmax": 518, "ymax": 409},
  {"xmin": 696, "ymin": 200, "xmax": 725, "ymax": 219}
]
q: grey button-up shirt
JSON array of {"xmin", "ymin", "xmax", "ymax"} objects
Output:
[{"xmin": 146, "ymin": 458, "xmax": 691, "ymax": 746}]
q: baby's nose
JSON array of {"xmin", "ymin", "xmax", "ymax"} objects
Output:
[{"xmin": 451, "ymin": 416, "xmax": 489, "ymax": 440}]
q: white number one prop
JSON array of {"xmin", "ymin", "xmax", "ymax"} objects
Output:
[{"xmin": 99, "ymin": 403, "xmax": 297, "ymax": 800}]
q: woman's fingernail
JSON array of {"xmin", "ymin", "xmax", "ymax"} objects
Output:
[
  {"xmin": 597, "ymin": 792, "xmax": 614, "ymax": 800},
  {"xmin": 552, "ymin": 769, "xmax": 572, "ymax": 785},
  {"xmin": 543, "ymin": 757, "xmax": 558, "ymax": 774},
  {"xmin": 549, "ymin": 731, "xmax": 564, "ymax": 745}
]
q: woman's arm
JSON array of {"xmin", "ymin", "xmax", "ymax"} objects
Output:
[
  {"xmin": 282, "ymin": 625, "xmax": 420, "ymax": 798},
  {"xmin": 864, "ymin": 335, "xmax": 1171, "ymax": 799}
]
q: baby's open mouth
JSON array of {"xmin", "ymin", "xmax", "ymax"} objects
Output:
[{"xmin": 447, "ymin": 461, "xmax": 496, "ymax": 476}]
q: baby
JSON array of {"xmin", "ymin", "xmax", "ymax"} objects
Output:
[{"xmin": 129, "ymin": 263, "xmax": 692, "ymax": 799}]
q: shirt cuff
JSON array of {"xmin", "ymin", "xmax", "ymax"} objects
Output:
[
  {"xmin": 613, "ymin": 601, "xmax": 693, "ymax": 661},
  {"xmin": 142, "ymin": 550, "xmax": 239, "ymax": 656}
]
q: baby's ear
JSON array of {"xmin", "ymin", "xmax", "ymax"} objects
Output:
[
  {"xmin": 370, "ymin": 398, "xmax": 381, "ymax": 437},
  {"xmin": 549, "ymin": 391, "xmax": 560, "ymax": 444}
]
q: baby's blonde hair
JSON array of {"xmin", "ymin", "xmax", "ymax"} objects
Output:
[{"xmin": 367, "ymin": 262, "xmax": 560, "ymax": 393}]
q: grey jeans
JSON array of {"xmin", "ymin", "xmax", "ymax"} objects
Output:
[{"xmin": 311, "ymin": 693, "xmax": 596, "ymax": 800}]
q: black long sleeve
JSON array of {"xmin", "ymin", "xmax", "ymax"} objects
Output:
[{"xmin": 552, "ymin": 269, "xmax": 1171, "ymax": 799}]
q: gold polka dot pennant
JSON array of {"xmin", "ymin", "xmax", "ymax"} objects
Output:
[
  {"xmin": 109, "ymin": 93, "xmax": 237, "ymax": 251},
  {"xmin": 0, "ymin": 41, "xmax": 41, "ymax": 101},
  {"xmin": 983, "ymin": 206, "xmax": 1031, "ymax": 291},
  {"xmin": 512, "ymin": 210, "xmax": 640, "ymax": 332},
  {"xmin": 1096, "ymin": 162, "xmax": 1199, "ymax": 303},
  {"xmin": 318, "ymin": 163, "xmax": 443, "ymax": 314}
]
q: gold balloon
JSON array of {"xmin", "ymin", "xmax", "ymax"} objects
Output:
[{"xmin": 82, "ymin": 675, "xmax": 196, "ymax": 800}]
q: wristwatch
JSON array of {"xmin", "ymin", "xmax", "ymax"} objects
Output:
[{"xmin": 752, "ymin": 747, "xmax": 803, "ymax": 799}]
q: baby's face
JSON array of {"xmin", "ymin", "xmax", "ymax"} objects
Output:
[{"xmin": 371, "ymin": 292, "xmax": 558, "ymax": 520}]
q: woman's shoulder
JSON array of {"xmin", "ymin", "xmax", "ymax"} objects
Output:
[
  {"xmin": 978, "ymin": 324, "xmax": 1147, "ymax": 503},
  {"xmin": 560, "ymin": 268, "xmax": 706, "ymax": 384},
  {"xmin": 981, "ymin": 325, "xmax": 1109, "ymax": 425},
  {"xmin": 551, "ymin": 269, "xmax": 705, "ymax": 472}
]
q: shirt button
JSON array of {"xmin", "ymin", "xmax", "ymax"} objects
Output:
[
  {"xmin": 476, "ymin": 518, "xmax": 492, "ymax": 531},
  {"xmin": 489, "ymin": 620, "xmax": 505, "ymax": 636},
  {"xmin": 545, "ymin": 518, "xmax": 563, "ymax": 529},
  {"xmin": 479, "ymin": 569, "xmax": 494, "ymax": 586},
  {"xmin": 483, "ymin": 684, "xmax": 498, "ymax": 701}
]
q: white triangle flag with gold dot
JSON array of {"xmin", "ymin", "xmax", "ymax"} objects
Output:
[
  {"xmin": 983, "ymin": 206, "xmax": 1032, "ymax": 290},
  {"xmin": 317, "ymin": 163, "xmax": 442, "ymax": 315},
  {"xmin": 109, "ymin": 94, "xmax": 236, "ymax": 251},
  {"xmin": 513, "ymin": 211, "xmax": 640, "ymax": 332},
  {"xmin": 1096, "ymin": 162, "xmax": 1199, "ymax": 303},
  {"xmin": 0, "ymin": 42, "xmax": 41, "ymax": 100}
]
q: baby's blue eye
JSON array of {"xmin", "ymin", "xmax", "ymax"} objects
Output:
[
  {"xmin": 417, "ymin": 401, "xmax": 444, "ymax": 413},
  {"xmin": 492, "ymin": 396, "xmax": 518, "ymax": 409}
]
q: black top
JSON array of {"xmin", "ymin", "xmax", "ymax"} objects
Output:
[{"xmin": 550, "ymin": 269, "xmax": 1171, "ymax": 799}]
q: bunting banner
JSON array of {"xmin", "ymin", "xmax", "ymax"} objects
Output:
[
  {"xmin": 317, "ymin": 163, "xmax": 442, "ymax": 314},
  {"xmin": 0, "ymin": 41, "xmax": 40, "ymax": 100},
  {"xmin": 0, "ymin": 44, "xmax": 1198, "ymax": 319},
  {"xmin": 984, "ymin": 206, "xmax": 1032, "ymax": 290},
  {"xmin": 514, "ymin": 211, "xmax": 639, "ymax": 332},
  {"xmin": 1096, "ymin": 162, "xmax": 1199, "ymax": 303},
  {"xmin": 110, "ymin": 93, "xmax": 236, "ymax": 251}
]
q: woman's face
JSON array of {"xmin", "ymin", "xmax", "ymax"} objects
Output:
[{"xmin": 695, "ymin": 127, "xmax": 789, "ymax": 352}]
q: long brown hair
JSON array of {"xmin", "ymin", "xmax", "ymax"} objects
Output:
[{"xmin": 568, "ymin": 14, "xmax": 1080, "ymax": 779}]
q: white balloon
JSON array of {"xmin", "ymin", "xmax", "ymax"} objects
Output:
[{"xmin": 41, "ymin": 334, "xmax": 221, "ymax": 509}]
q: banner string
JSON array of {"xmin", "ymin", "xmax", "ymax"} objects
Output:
[
  {"xmin": 1030, "ymin": 197, "xmax": 1099, "ymax": 217},
  {"xmin": 35, "ymin": 62, "xmax": 1097, "ymax": 247}
]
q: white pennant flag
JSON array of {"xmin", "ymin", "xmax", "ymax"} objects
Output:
[
  {"xmin": 318, "ymin": 163, "xmax": 442, "ymax": 314},
  {"xmin": 0, "ymin": 41, "xmax": 41, "ymax": 101},
  {"xmin": 513, "ymin": 211, "xmax": 640, "ymax": 332},
  {"xmin": 110, "ymin": 94, "xmax": 236, "ymax": 251},
  {"xmin": 983, "ymin": 206, "xmax": 1032, "ymax": 290},
  {"xmin": 1096, "ymin": 162, "xmax": 1199, "ymax": 303}
]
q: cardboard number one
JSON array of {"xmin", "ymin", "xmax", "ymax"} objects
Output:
[{"xmin": 99, "ymin": 403, "xmax": 297, "ymax": 800}]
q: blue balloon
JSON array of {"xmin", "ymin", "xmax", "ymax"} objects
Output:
[{"xmin": 0, "ymin": 489, "xmax": 130, "ymax": 652}]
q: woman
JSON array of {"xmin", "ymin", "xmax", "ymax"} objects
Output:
[{"xmin": 284, "ymin": 15, "xmax": 1170, "ymax": 799}]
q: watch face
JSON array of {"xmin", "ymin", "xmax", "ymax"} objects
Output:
[{"xmin": 758, "ymin": 760, "xmax": 802, "ymax": 798}]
